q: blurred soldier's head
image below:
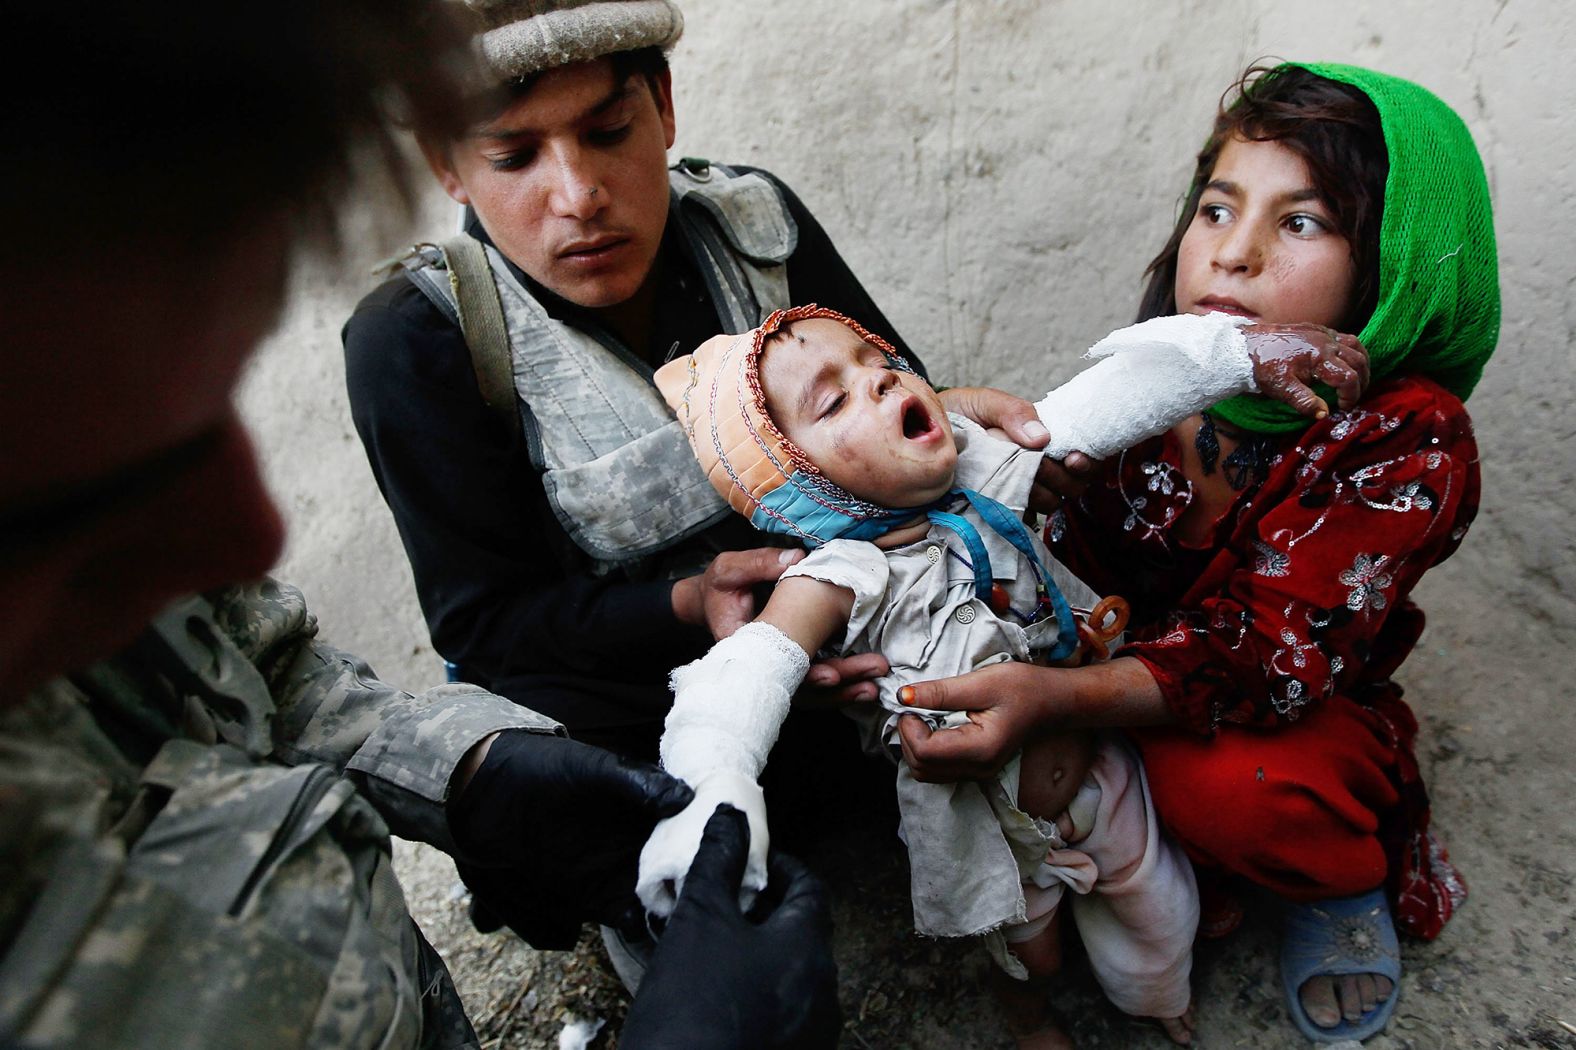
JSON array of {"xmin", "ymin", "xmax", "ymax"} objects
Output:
[{"xmin": 0, "ymin": 2, "xmax": 468, "ymax": 697}]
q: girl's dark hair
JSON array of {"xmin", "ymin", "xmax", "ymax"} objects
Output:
[{"xmin": 1137, "ymin": 64, "xmax": 1390, "ymax": 330}]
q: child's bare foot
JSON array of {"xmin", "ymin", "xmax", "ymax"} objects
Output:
[
  {"xmin": 1151, "ymin": 1002, "xmax": 1196, "ymax": 1045},
  {"xmin": 988, "ymin": 966, "xmax": 1072, "ymax": 1050}
]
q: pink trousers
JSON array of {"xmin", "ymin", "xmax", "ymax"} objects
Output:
[{"xmin": 1008, "ymin": 733, "xmax": 1198, "ymax": 1018}]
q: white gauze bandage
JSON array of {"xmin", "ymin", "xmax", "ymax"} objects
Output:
[
  {"xmin": 1035, "ymin": 313, "xmax": 1256, "ymax": 460},
  {"xmin": 636, "ymin": 622, "xmax": 810, "ymax": 917}
]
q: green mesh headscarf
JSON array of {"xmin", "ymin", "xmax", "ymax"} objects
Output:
[{"xmin": 1210, "ymin": 62, "xmax": 1501, "ymax": 434}]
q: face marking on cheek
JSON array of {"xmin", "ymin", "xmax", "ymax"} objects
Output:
[{"xmin": 1173, "ymin": 138, "xmax": 1357, "ymax": 329}]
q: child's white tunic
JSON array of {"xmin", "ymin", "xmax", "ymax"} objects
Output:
[{"xmin": 780, "ymin": 415, "xmax": 1100, "ymax": 938}]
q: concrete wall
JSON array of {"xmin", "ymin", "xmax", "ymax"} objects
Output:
[{"xmin": 241, "ymin": 0, "xmax": 1575, "ymax": 708}]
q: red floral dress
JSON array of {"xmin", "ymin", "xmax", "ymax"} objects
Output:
[{"xmin": 1050, "ymin": 375, "xmax": 1474, "ymax": 939}]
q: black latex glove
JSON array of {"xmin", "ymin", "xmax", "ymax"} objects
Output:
[
  {"xmin": 620, "ymin": 806, "xmax": 839, "ymax": 1050},
  {"xmin": 447, "ymin": 730, "xmax": 693, "ymax": 948}
]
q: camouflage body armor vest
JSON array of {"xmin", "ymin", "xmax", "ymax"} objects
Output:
[{"xmin": 403, "ymin": 162, "xmax": 798, "ymax": 569}]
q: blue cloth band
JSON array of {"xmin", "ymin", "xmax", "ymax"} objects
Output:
[{"xmin": 752, "ymin": 474, "xmax": 1080, "ymax": 662}]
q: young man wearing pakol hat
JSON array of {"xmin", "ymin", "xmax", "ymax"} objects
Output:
[
  {"xmin": 343, "ymin": 0, "xmax": 942, "ymax": 768},
  {"xmin": 342, "ymin": 0, "xmax": 1095, "ymax": 997}
]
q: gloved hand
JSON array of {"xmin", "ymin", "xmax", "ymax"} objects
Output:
[
  {"xmin": 620, "ymin": 806, "xmax": 839, "ymax": 1050},
  {"xmin": 447, "ymin": 730, "xmax": 693, "ymax": 948},
  {"xmin": 636, "ymin": 769, "xmax": 768, "ymax": 917}
]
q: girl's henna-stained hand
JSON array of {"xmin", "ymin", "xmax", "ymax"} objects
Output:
[{"xmin": 1243, "ymin": 323, "xmax": 1370, "ymax": 416}]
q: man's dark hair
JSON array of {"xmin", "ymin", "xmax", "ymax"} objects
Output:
[
  {"xmin": 1137, "ymin": 64, "xmax": 1390, "ymax": 331},
  {"xmin": 4, "ymin": 2, "xmax": 471, "ymax": 254}
]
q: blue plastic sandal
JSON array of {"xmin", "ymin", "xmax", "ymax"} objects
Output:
[{"xmin": 1280, "ymin": 888, "xmax": 1401, "ymax": 1043}]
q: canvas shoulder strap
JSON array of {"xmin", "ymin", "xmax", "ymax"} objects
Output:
[{"xmin": 398, "ymin": 236, "xmax": 520, "ymax": 438}]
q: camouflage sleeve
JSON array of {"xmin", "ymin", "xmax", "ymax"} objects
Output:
[{"xmin": 208, "ymin": 578, "xmax": 560, "ymax": 849}]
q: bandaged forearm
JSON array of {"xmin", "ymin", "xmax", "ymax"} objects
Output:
[
  {"xmin": 639, "ymin": 622, "xmax": 810, "ymax": 916},
  {"xmin": 659, "ymin": 621, "xmax": 810, "ymax": 782},
  {"xmin": 1036, "ymin": 313, "xmax": 1255, "ymax": 460}
]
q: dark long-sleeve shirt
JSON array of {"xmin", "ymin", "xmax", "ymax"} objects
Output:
[{"xmin": 343, "ymin": 166, "xmax": 916, "ymax": 752}]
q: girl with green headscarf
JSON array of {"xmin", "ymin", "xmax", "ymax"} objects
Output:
[{"xmin": 897, "ymin": 64, "xmax": 1496, "ymax": 1046}]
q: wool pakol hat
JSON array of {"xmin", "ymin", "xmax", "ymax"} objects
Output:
[
  {"xmin": 654, "ymin": 305, "xmax": 929, "ymax": 547},
  {"xmin": 461, "ymin": 0, "xmax": 683, "ymax": 81},
  {"xmin": 1211, "ymin": 63, "xmax": 1501, "ymax": 434}
]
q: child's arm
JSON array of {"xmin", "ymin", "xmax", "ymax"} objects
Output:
[
  {"xmin": 757, "ymin": 577, "xmax": 856, "ymax": 656},
  {"xmin": 1034, "ymin": 314, "xmax": 1366, "ymax": 460},
  {"xmin": 637, "ymin": 577, "xmax": 853, "ymax": 917}
]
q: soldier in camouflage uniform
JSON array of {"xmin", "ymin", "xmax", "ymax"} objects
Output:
[
  {"xmin": 1, "ymin": 580, "xmax": 563, "ymax": 1047},
  {"xmin": 0, "ymin": 4, "xmax": 838, "ymax": 1049}
]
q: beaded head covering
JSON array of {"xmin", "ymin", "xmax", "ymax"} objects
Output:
[{"xmin": 654, "ymin": 305, "xmax": 933, "ymax": 547}]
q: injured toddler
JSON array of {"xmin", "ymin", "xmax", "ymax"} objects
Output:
[{"xmin": 637, "ymin": 304, "xmax": 1359, "ymax": 1036}]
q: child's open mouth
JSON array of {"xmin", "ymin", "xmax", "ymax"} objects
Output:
[{"xmin": 902, "ymin": 398, "xmax": 937, "ymax": 440}]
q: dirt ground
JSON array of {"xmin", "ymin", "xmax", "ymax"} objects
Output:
[{"xmin": 392, "ymin": 582, "xmax": 1576, "ymax": 1050}]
